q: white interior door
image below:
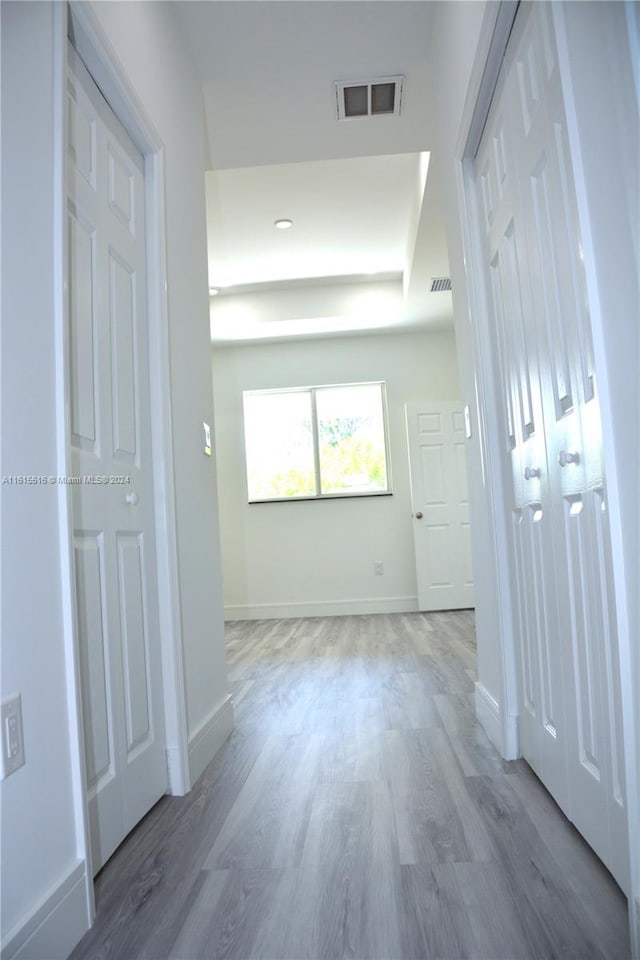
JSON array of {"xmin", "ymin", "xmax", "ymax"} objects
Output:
[
  {"xmin": 405, "ymin": 402, "xmax": 474, "ymax": 611},
  {"xmin": 67, "ymin": 46, "xmax": 167, "ymax": 873},
  {"xmin": 475, "ymin": 40, "xmax": 570, "ymax": 816},
  {"xmin": 474, "ymin": 3, "xmax": 628, "ymax": 892}
]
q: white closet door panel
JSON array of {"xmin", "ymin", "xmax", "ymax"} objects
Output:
[
  {"xmin": 518, "ymin": 502, "xmax": 569, "ymax": 812},
  {"xmin": 563, "ymin": 497, "xmax": 604, "ymax": 777},
  {"xmin": 108, "ymin": 143, "xmax": 136, "ymax": 234},
  {"xmin": 498, "ymin": 222, "xmax": 536, "ymax": 445},
  {"xmin": 75, "ymin": 534, "xmax": 113, "ymax": 789},
  {"xmin": 511, "ymin": 4, "xmax": 628, "ymax": 890},
  {"xmin": 116, "ymin": 534, "xmax": 151, "ymax": 754},
  {"xmin": 109, "ymin": 251, "xmax": 138, "ymax": 460},
  {"xmin": 488, "ymin": 255, "xmax": 517, "ymax": 452},
  {"xmin": 591, "ymin": 490, "xmax": 628, "ymax": 884},
  {"xmin": 68, "ymin": 45, "xmax": 167, "ymax": 874},
  {"xmin": 68, "ymin": 86, "xmax": 96, "ymax": 190},
  {"xmin": 560, "ymin": 484, "xmax": 628, "ymax": 889},
  {"xmin": 561, "ymin": 491, "xmax": 614, "ymax": 874},
  {"xmin": 510, "ymin": 509, "xmax": 542, "ymax": 774},
  {"xmin": 474, "ymin": 1, "xmax": 628, "ymax": 891},
  {"xmin": 528, "ymin": 153, "xmax": 574, "ymax": 417},
  {"xmin": 68, "ymin": 212, "xmax": 98, "ymax": 450},
  {"xmin": 477, "ymin": 46, "xmax": 568, "ymax": 817}
]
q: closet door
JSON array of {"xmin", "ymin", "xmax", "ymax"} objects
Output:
[
  {"xmin": 474, "ymin": 2, "xmax": 628, "ymax": 892},
  {"xmin": 509, "ymin": 2, "xmax": 627, "ymax": 891},
  {"xmin": 68, "ymin": 46, "xmax": 168, "ymax": 872},
  {"xmin": 475, "ymin": 55, "xmax": 569, "ymax": 816}
]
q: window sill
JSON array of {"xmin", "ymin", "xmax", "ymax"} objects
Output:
[{"xmin": 248, "ymin": 491, "xmax": 393, "ymax": 505}]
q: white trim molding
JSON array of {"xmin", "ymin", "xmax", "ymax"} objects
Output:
[
  {"xmin": 1, "ymin": 862, "xmax": 89, "ymax": 960},
  {"xmin": 500, "ymin": 709, "xmax": 520, "ymax": 762},
  {"xmin": 224, "ymin": 596, "xmax": 420, "ymax": 621},
  {"xmin": 474, "ymin": 682, "xmax": 502, "ymax": 755},
  {"xmin": 454, "ymin": 0, "xmax": 522, "ymax": 772},
  {"xmin": 188, "ymin": 696, "xmax": 234, "ymax": 786},
  {"xmin": 53, "ymin": 0, "xmax": 96, "ymax": 936}
]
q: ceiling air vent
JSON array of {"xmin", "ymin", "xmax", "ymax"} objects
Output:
[
  {"xmin": 430, "ymin": 277, "xmax": 452, "ymax": 293},
  {"xmin": 335, "ymin": 76, "xmax": 404, "ymax": 120}
]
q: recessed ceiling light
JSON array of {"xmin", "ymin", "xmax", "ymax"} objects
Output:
[{"xmin": 274, "ymin": 218, "xmax": 293, "ymax": 230}]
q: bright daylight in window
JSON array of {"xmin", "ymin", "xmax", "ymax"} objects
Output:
[{"xmin": 243, "ymin": 382, "xmax": 390, "ymax": 502}]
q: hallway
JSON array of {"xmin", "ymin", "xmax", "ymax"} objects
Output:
[{"xmin": 72, "ymin": 612, "xmax": 629, "ymax": 959}]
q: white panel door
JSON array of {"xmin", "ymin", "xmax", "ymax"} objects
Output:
[
  {"xmin": 475, "ymin": 45, "xmax": 570, "ymax": 815},
  {"xmin": 474, "ymin": 3, "xmax": 628, "ymax": 892},
  {"xmin": 67, "ymin": 46, "xmax": 167, "ymax": 873},
  {"xmin": 508, "ymin": 2, "xmax": 628, "ymax": 890},
  {"xmin": 406, "ymin": 402, "xmax": 474, "ymax": 611}
]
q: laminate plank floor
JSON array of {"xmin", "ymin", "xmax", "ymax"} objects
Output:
[{"xmin": 71, "ymin": 611, "xmax": 630, "ymax": 959}]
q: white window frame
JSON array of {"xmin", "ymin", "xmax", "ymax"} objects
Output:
[{"xmin": 242, "ymin": 381, "xmax": 392, "ymax": 503}]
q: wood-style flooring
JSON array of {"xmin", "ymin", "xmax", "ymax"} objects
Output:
[{"xmin": 71, "ymin": 611, "xmax": 630, "ymax": 959}]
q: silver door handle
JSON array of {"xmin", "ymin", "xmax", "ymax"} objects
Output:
[
  {"xmin": 414, "ymin": 511, "xmax": 423, "ymax": 519},
  {"xmin": 558, "ymin": 450, "xmax": 580, "ymax": 467},
  {"xmin": 524, "ymin": 467, "xmax": 540, "ymax": 479},
  {"xmin": 125, "ymin": 492, "xmax": 139, "ymax": 506}
]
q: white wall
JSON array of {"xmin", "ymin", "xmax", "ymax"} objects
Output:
[
  {"xmin": 210, "ymin": 278, "xmax": 407, "ymax": 342},
  {"xmin": 1, "ymin": 6, "xmax": 88, "ymax": 957},
  {"xmin": 212, "ymin": 330, "xmax": 460, "ymax": 619},
  {"xmin": 1, "ymin": 2, "xmax": 230, "ymax": 955}
]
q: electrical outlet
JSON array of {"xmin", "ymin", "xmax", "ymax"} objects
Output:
[
  {"xmin": 374, "ymin": 561, "xmax": 384, "ymax": 576},
  {"xmin": 1, "ymin": 694, "xmax": 25, "ymax": 780}
]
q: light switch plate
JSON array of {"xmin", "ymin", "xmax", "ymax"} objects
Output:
[
  {"xmin": 1, "ymin": 694, "xmax": 25, "ymax": 779},
  {"xmin": 203, "ymin": 421, "xmax": 212, "ymax": 457},
  {"xmin": 464, "ymin": 404, "xmax": 472, "ymax": 439}
]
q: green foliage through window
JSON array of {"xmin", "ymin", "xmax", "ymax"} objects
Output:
[{"xmin": 243, "ymin": 383, "xmax": 390, "ymax": 501}]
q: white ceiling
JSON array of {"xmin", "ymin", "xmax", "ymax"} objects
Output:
[
  {"xmin": 173, "ymin": 2, "xmax": 452, "ymax": 344},
  {"xmin": 206, "ymin": 153, "xmax": 421, "ymax": 288}
]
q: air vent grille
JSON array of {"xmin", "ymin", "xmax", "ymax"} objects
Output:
[
  {"xmin": 430, "ymin": 277, "xmax": 452, "ymax": 293},
  {"xmin": 335, "ymin": 76, "xmax": 404, "ymax": 121}
]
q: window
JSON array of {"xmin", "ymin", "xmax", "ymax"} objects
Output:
[{"xmin": 243, "ymin": 382, "xmax": 391, "ymax": 502}]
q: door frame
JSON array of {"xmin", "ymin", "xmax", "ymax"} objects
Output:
[
  {"xmin": 55, "ymin": 0, "xmax": 192, "ymax": 905},
  {"xmin": 452, "ymin": 1, "xmax": 639, "ymax": 952},
  {"xmin": 454, "ymin": 1, "xmax": 522, "ymax": 764}
]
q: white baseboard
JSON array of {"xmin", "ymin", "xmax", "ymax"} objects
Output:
[
  {"xmin": 188, "ymin": 694, "xmax": 234, "ymax": 785},
  {"xmin": 474, "ymin": 681, "xmax": 502, "ymax": 754},
  {"xmin": 224, "ymin": 596, "xmax": 419, "ymax": 621},
  {"xmin": 1, "ymin": 861, "xmax": 90, "ymax": 960},
  {"xmin": 474, "ymin": 682, "xmax": 520, "ymax": 760}
]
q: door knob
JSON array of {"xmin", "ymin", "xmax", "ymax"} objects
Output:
[
  {"xmin": 558, "ymin": 450, "xmax": 580, "ymax": 467},
  {"xmin": 125, "ymin": 492, "xmax": 139, "ymax": 506},
  {"xmin": 524, "ymin": 467, "xmax": 541, "ymax": 479},
  {"xmin": 414, "ymin": 511, "xmax": 423, "ymax": 519}
]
